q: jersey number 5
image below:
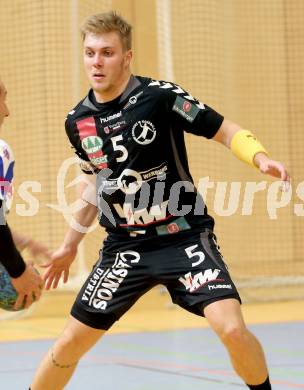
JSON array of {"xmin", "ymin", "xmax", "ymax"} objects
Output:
[{"xmin": 111, "ymin": 135, "xmax": 128, "ymax": 162}]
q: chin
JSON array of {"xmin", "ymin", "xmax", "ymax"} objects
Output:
[
  {"xmin": 94, "ymin": 87, "xmax": 107, "ymax": 96},
  {"xmin": 91, "ymin": 81, "xmax": 106, "ymax": 91}
]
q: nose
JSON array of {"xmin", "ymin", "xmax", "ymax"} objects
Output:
[{"xmin": 93, "ymin": 54, "xmax": 103, "ymax": 68}]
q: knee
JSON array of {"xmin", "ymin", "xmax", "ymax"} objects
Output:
[{"xmin": 217, "ymin": 324, "xmax": 249, "ymax": 347}]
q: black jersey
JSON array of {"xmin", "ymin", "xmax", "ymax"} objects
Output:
[{"xmin": 65, "ymin": 75, "xmax": 224, "ymax": 234}]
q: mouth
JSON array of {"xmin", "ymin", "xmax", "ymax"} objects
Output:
[{"xmin": 92, "ymin": 73, "xmax": 105, "ymax": 81}]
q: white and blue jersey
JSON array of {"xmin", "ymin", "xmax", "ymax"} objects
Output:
[{"xmin": 0, "ymin": 139, "xmax": 15, "ymax": 214}]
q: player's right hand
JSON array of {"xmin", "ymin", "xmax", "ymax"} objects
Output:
[
  {"xmin": 11, "ymin": 263, "xmax": 44, "ymax": 310},
  {"xmin": 41, "ymin": 244, "xmax": 77, "ymax": 290}
]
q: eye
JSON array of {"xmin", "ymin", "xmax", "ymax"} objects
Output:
[
  {"xmin": 104, "ymin": 50, "xmax": 113, "ymax": 57},
  {"xmin": 85, "ymin": 50, "xmax": 94, "ymax": 57}
]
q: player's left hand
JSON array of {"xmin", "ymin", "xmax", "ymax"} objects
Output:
[{"xmin": 254, "ymin": 152, "xmax": 290, "ymax": 190}]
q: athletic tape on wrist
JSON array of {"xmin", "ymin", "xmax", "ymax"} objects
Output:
[{"xmin": 230, "ymin": 129, "xmax": 268, "ymax": 168}]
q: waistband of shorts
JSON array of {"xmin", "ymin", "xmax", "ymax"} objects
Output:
[{"xmin": 106, "ymin": 215, "xmax": 213, "ymax": 239}]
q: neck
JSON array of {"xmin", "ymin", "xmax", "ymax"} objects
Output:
[{"xmin": 93, "ymin": 71, "xmax": 132, "ymax": 103}]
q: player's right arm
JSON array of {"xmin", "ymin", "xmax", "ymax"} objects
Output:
[
  {"xmin": 42, "ymin": 165, "xmax": 98, "ymax": 290},
  {"xmin": 42, "ymin": 111, "xmax": 99, "ymax": 290}
]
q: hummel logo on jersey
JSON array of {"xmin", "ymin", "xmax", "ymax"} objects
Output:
[
  {"xmin": 132, "ymin": 120, "xmax": 156, "ymax": 145},
  {"xmin": 208, "ymin": 284, "xmax": 232, "ymax": 291},
  {"xmin": 100, "ymin": 111, "xmax": 122, "ymax": 124}
]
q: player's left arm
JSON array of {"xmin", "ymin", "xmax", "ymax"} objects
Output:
[{"xmin": 212, "ymin": 118, "xmax": 290, "ymax": 184}]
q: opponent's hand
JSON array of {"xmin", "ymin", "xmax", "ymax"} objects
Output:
[
  {"xmin": 11, "ymin": 263, "xmax": 44, "ymax": 310},
  {"xmin": 41, "ymin": 245, "xmax": 77, "ymax": 290},
  {"xmin": 254, "ymin": 153, "xmax": 290, "ymax": 190}
]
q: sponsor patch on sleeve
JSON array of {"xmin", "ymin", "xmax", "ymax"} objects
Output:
[{"xmin": 172, "ymin": 96, "xmax": 200, "ymax": 123}]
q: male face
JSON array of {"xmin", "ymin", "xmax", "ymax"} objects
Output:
[
  {"xmin": 83, "ymin": 31, "xmax": 132, "ymax": 102},
  {"xmin": 0, "ymin": 80, "xmax": 9, "ymax": 128}
]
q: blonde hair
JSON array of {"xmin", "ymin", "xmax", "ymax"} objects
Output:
[{"xmin": 80, "ymin": 11, "xmax": 132, "ymax": 51}]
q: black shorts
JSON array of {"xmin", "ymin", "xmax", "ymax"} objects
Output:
[{"xmin": 71, "ymin": 227, "xmax": 241, "ymax": 330}]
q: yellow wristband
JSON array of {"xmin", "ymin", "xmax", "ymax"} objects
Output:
[{"xmin": 230, "ymin": 130, "xmax": 268, "ymax": 168}]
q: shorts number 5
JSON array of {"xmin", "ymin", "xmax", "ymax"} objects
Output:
[{"xmin": 185, "ymin": 245, "xmax": 205, "ymax": 267}]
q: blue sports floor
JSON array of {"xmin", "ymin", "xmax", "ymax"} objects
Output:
[{"xmin": 0, "ymin": 322, "xmax": 303, "ymax": 389}]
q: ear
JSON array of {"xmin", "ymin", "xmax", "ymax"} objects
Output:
[{"xmin": 124, "ymin": 50, "xmax": 133, "ymax": 68}]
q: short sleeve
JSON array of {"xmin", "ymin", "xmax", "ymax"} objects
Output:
[
  {"xmin": 167, "ymin": 83, "xmax": 224, "ymax": 139},
  {"xmin": 0, "ymin": 139, "xmax": 15, "ymax": 210}
]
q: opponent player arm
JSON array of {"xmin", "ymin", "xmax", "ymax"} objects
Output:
[
  {"xmin": 212, "ymin": 119, "xmax": 290, "ymax": 183},
  {"xmin": 0, "ymin": 202, "xmax": 44, "ymax": 308},
  {"xmin": 43, "ymin": 175, "xmax": 98, "ymax": 289},
  {"xmin": 0, "ymin": 204, "xmax": 26, "ymax": 278}
]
